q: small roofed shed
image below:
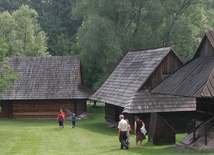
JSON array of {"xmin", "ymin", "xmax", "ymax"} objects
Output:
[
  {"xmin": 123, "ymin": 91, "xmax": 196, "ymax": 132},
  {"xmin": 151, "ymin": 30, "xmax": 214, "ymax": 149},
  {"xmin": 90, "ymin": 47, "xmax": 196, "ymax": 132},
  {"xmin": 149, "ymin": 113, "xmax": 176, "ymax": 145},
  {"xmin": 0, "ymin": 56, "xmax": 92, "ymax": 119}
]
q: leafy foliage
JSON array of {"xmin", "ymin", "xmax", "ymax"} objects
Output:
[
  {"xmin": 0, "ymin": 37, "xmax": 19, "ymax": 97},
  {"xmin": 0, "ymin": 5, "xmax": 49, "ymax": 56},
  {"xmin": 74, "ymin": 0, "xmax": 214, "ymax": 90},
  {"xmin": 0, "ymin": 0, "xmax": 213, "ymax": 91}
]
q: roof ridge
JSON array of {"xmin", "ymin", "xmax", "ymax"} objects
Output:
[{"xmin": 128, "ymin": 46, "xmax": 171, "ymax": 53}]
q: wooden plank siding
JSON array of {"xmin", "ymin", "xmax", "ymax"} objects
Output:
[
  {"xmin": 142, "ymin": 52, "xmax": 183, "ymax": 90},
  {"xmin": 105, "ymin": 104, "xmax": 123, "ymax": 127},
  {"xmin": 149, "ymin": 113, "xmax": 176, "ymax": 145},
  {"xmin": 194, "ymin": 30, "xmax": 214, "ymax": 58},
  {"xmin": 9, "ymin": 99, "xmax": 86, "ymax": 119}
]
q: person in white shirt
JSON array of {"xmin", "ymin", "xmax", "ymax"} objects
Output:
[{"xmin": 118, "ymin": 114, "xmax": 129, "ymax": 149}]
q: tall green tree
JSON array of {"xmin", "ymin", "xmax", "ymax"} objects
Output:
[
  {"xmin": 73, "ymin": 0, "xmax": 214, "ymax": 90},
  {"xmin": 0, "ymin": 37, "xmax": 19, "ymax": 97},
  {"xmin": 0, "ymin": 5, "xmax": 49, "ymax": 56},
  {"xmin": 28, "ymin": 0, "xmax": 82, "ymax": 55},
  {"xmin": 0, "ymin": 0, "xmax": 81, "ymax": 56}
]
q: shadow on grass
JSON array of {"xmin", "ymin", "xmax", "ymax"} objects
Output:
[
  {"xmin": 77, "ymin": 121, "xmax": 117, "ymax": 136},
  {"xmin": 97, "ymin": 142, "xmax": 176, "ymax": 155}
]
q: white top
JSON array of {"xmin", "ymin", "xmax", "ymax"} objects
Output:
[{"xmin": 118, "ymin": 119, "xmax": 128, "ymax": 131}]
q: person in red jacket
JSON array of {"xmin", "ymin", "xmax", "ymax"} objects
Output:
[
  {"xmin": 57, "ymin": 111, "xmax": 64, "ymax": 129},
  {"xmin": 60, "ymin": 109, "xmax": 66, "ymax": 128}
]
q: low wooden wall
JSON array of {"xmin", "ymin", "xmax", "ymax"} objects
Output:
[
  {"xmin": 104, "ymin": 103, "xmax": 196, "ymax": 133},
  {"xmin": 1, "ymin": 99, "xmax": 87, "ymax": 119},
  {"xmin": 105, "ymin": 104, "xmax": 124, "ymax": 127}
]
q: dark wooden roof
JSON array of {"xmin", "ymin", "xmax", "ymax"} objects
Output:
[
  {"xmin": 3, "ymin": 56, "xmax": 91, "ymax": 100},
  {"xmin": 123, "ymin": 91, "xmax": 196, "ymax": 113},
  {"xmin": 90, "ymin": 47, "xmax": 182, "ymax": 107},
  {"xmin": 151, "ymin": 57, "xmax": 214, "ymax": 97}
]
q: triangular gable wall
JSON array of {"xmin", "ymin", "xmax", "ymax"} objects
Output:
[
  {"xmin": 201, "ymin": 68, "xmax": 214, "ymax": 97},
  {"xmin": 140, "ymin": 50, "xmax": 183, "ymax": 91},
  {"xmin": 148, "ymin": 113, "xmax": 176, "ymax": 145},
  {"xmin": 194, "ymin": 30, "xmax": 214, "ymax": 58}
]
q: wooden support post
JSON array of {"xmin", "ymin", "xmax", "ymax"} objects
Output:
[
  {"xmin": 205, "ymin": 133, "xmax": 207, "ymax": 146},
  {"xmin": 193, "ymin": 119, "xmax": 196, "ymax": 142}
]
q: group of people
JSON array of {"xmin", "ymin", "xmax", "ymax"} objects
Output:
[
  {"xmin": 57, "ymin": 109, "xmax": 77, "ymax": 129},
  {"xmin": 118, "ymin": 114, "xmax": 146, "ymax": 149}
]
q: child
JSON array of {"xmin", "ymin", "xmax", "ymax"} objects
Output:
[
  {"xmin": 60, "ymin": 109, "xmax": 66, "ymax": 128},
  {"xmin": 71, "ymin": 113, "xmax": 76, "ymax": 128},
  {"xmin": 57, "ymin": 111, "xmax": 64, "ymax": 129}
]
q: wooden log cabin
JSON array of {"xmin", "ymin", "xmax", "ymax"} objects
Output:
[
  {"xmin": 90, "ymin": 47, "xmax": 196, "ymax": 133},
  {"xmin": 0, "ymin": 56, "xmax": 92, "ymax": 119},
  {"xmin": 151, "ymin": 30, "xmax": 214, "ymax": 150}
]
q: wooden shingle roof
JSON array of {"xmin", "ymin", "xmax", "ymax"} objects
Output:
[
  {"xmin": 123, "ymin": 91, "xmax": 196, "ymax": 113},
  {"xmin": 3, "ymin": 56, "xmax": 91, "ymax": 100},
  {"xmin": 151, "ymin": 57, "xmax": 214, "ymax": 97},
  {"xmin": 90, "ymin": 47, "xmax": 178, "ymax": 107}
]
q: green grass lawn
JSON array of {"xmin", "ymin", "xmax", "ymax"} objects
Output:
[{"xmin": 0, "ymin": 105, "xmax": 213, "ymax": 155}]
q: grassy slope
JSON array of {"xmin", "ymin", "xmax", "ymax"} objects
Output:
[{"xmin": 0, "ymin": 105, "xmax": 213, "ymax": 155}]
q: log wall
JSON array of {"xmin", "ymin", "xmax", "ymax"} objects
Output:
[
  {"xmin": 0, "ymin": 99, "xmax": 87, "ymax": 119},
  {"xmin": 105, "ymin": 104, "xmax": 123, "ymax": 127}
]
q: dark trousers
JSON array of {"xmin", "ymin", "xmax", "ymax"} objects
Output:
[
  {"xmin": 119, "ymin": 131, "xmax": 129, "ymax": 149},
  {"xmin": 72, "ymin": 121, "xmax": 76, "ymax": 128}
]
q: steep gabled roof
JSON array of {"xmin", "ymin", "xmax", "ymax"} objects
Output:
[
  {"xmin": 90, "ymin": 47, "xmax": 176, "ymax": 107},
  {"xmin": 151, "ymin": 57, "xmax": 214, "ymax": 97},
  {"xmin": 123, "ymin": 91, "xmax": 196, "ymax": 113},
  {"xmin": 194, "ymin": 30, "xmax": 214, "ymax": 58},
  {"xmin": 3, "ymin": 56, "xmax": 91, "ymax": 100}
]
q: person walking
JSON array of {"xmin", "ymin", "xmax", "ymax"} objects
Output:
[
  {"xmin": 60, "ymin": 109, "xmax": 66, "ymax": 128},
  {"xmin": 118, "ymin": 114, "xmax": 129, "ymax": 150},
  {"xmin": 134, "ymin": 116, "xmax": 146, "ymax": 148},
  {"xmin": 57, "ymin": 111, "xmax": 64, "ymax": 129},
  {"xmin": 71, "ymin": 113, "xmax": 76, "ymax": 128}
]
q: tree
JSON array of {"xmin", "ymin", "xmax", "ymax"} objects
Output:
[
  {"xmin": 0, "ymin": 5, "xmax": 49, "ymax": 57},
  {"xmin": 0, "ymin": 37, "xmax": 19, "ymax": 97},
  {"xmin": 28, "ymin": 0, "xmax": 82, "ymax": 56},
  {"xmin": 73, "ymin": 0, "xmax": 133, "ymax": 89},
  {"xmin": 73, "ymin": 0, "xmax": 214, "ymax": 90}
]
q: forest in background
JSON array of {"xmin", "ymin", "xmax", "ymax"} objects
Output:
[{"xmin": 0, "ymin": 0, "xmax": 214, "ymax": 93}]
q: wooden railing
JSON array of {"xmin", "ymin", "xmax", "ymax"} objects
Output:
[{"xmin": 192, "ymin": 116, "xmax": 214, "ymax": 145}]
